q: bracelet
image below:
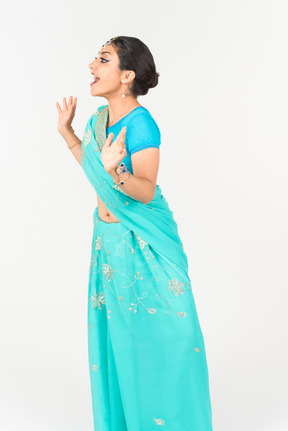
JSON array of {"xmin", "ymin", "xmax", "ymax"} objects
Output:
[
  {"xmin": 68, "ymin": 140, "xmax": 82, "ymax": 150},
  {"xmin": 115, "ymin": 171, "xmax": 131, "ymax": 185},
  {"xmin": 114, "ymin": 163, "xmax": 132, "ymax": 185}
]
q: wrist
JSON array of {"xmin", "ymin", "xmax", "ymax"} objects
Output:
[
  {"xmin": 107, "ymin": 167, "xmax": 119, "ymax": 181},
  {"xmin": 113, "ymin": 170, "xmax": 132, "ymax": 185},
  {"xmin": 58, "ymin": 125, "xmax": 75, "ymax": 138},
  {"xmin": 107, "ymin": 163, "xmax": 132, "ymax": 185}
]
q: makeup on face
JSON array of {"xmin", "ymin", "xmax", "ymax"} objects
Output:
[{"xmin": 90, "ymin": 48, "xmax": 113, "ymax": 87}]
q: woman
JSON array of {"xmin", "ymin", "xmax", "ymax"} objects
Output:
[{"xmin": 56, "ymin": 36, "xmax": 213, "ymax": 431}]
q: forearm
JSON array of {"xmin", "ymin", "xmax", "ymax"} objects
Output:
[
  {"xmin": 108, "ymin": 169, "xmax": 155, "ymax": 205},
  {"xmin": 58, "ymin": 127, "xmax": 82, "ymax": 165}
]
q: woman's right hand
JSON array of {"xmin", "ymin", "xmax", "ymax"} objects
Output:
[
  {"xmin": 101, "ymin": 127, "xmax": 127, "ymax": 174},
  {"xmin": 56, "ymin": 96, "xmax": 77, "ymax": 133}
]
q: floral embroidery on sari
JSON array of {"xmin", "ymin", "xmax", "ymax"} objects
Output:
[
  {"xmin": 167, "ymin": 277, "xmax": 185, "ymax": 296},
  {"xmin": 135, "ymin": 232, "xmax": 147, "ymax": 249},
  {"xmin": 90, "ymin": 290, "xmax": 105, "ymax": 310},
  {"xmin": 88, "ymin": 228, "xmax": 189, "ymax": 318},
  {"xmin": 102, "ymin": 263, "xmax": 114, "ymax": 281},
  {"xmin": 95, "ymin": 236, "xmax": 102, "ymax": 250}
]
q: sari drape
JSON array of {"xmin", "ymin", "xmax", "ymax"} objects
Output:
[{"xmin": 81, "ymin": 105, "xmax": 214, "ymax": 430}]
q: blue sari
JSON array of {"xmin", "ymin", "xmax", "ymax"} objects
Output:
[{"xmin": 81, "ymin": 105, "xmax": 214, "ymax": 430}]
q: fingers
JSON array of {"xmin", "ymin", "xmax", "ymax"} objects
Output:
[
  {"xmin": 56, "ymin": 102, "xmax": 62, "ymax": 114},
  {"xmin": 115, "ymin": 148, "xmax": 127, "ymax": 164},
  {"xmin": 104, "ymin": 132, "xmax": 114, "ymax": 148},
  {"xmin": 115, "ymin": 127, "xmax": 126, "ymax": 149},
  {"xmin": 62, "ymin": 96, "xmax": 77, "ymax": 110},
  {"xmin": 119, "ymin": 126, "xmax": 126, "ymax": 140},
  {"xmin": 63, "ymin": 97, "xmax": 68, "ymax": 110},
  {"xmin": 116, "ymin": 127, "xmax": 126, "ymax": 141},
  {"xmin": 103, "ymin": 127, "xmax": 126, "ymax": 152},
  {"xmin": 56, "ymin": 96, "xmax": 77, "ymax": 114}
]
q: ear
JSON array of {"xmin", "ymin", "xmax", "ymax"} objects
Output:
[{"xmin": 122, "ymin": 70, "xmax": 136, "ymax": 84}]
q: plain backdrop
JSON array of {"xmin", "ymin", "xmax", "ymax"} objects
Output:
[{"xmin": 0, "ymin": 1, "xmax": 287, "ymax": 430}]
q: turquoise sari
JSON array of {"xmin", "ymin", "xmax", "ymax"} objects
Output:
[{"xmin": 81, "ymin": 105, "xmax": 214, "ymax": 430}]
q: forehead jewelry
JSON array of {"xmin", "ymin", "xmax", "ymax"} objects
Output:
[
  {"xmin": 89, "ymin": 36, "xmax": 119, "ymax": 73},
  {"xmin": 99, "ymin": 36, "xmax": 119, "ymax": 53}
]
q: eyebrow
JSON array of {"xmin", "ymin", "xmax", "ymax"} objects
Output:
[{"xmin": 97, "ymin": 51, "xmax": 112, "ymax": 56}]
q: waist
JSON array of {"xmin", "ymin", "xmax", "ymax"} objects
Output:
[{"xmin": 93, "ymin": 208, "xmax": 132, "ymax": 237}]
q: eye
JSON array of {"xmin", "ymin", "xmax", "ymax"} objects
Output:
[{"xmin": 94, "ymin": 57, "xmax": 108, "ymax": 63}]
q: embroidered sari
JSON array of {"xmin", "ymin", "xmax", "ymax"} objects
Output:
[{"xmin": 81, "ymin": 105, "xmax": 214, "ymax": 430}]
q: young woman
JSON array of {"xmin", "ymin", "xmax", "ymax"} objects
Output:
[{"xmin": 56, "ymin": 36, "xmax": 214, "ymax": 431}]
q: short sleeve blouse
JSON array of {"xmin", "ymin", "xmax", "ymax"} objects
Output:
[{"xmin": 104, "ymin": 105, "xmax": 161, "ymax": 175}]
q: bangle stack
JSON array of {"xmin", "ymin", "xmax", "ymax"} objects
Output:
[{"xmin": 114, "ymin": 162, "xmax": 131, "ymax": 185}]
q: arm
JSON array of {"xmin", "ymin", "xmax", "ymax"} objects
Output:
[
  {"xmin": 106, "ymin": 111, "xmax": 161, "ymax": 205},
  {"xmin": 58, "ymin": 126, "xmax": 82, "ymax": 165},
  {"xmin": 107, "ymin": 147, "xmax": 160, "ymax": 205}
]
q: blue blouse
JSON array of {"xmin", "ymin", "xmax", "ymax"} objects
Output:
[{"xmin": 104, "ymin": 105, "xmax": 161, "ymax": 175}]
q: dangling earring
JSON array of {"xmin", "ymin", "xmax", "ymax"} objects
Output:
[{"xmin": 121, "ymin": 81, "xmax": 126, "ymax": 98}]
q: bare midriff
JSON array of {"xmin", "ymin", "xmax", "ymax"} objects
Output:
[{"xmin": 97, "ymin": 194, "xmax": 121, "ymax": 223}]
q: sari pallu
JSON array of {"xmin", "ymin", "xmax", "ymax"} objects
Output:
[{"xmin": 81, "ymin": 105, "xmax": 214, "ymax": 431}]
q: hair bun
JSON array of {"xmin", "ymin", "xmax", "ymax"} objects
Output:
[{"xmin": 111, "ymin": 36, "xmax": 160, "ymax": 97}]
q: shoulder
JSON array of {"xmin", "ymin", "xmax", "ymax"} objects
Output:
[
  {"xmin": 126, "ymin": 108, "xmax": 161, "ymax": 136},
  {"xmin": 127, "ymin": 107, "xmax": 160, "ymax": 127},
  {"xmin": 126, "ymin": 108, "xmax": 161, "ymax": 155}
]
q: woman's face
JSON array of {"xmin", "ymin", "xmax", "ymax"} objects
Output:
[{"xmin": 88, "ymin": 44, "xmax": 134, "ymax": 98}]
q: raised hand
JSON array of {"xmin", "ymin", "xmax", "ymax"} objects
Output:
[
  {"xmin": 101, "ymin": 127, "xmax": 127, "ymax": 174},
  {"xmin": 56, "ymin": 96, "xmax": 77, "ymax": 133}
]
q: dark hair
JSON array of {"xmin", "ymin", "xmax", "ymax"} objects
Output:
[{"xmin": 111, "ymin": 36, "xmax": 160, "ymax": 97}]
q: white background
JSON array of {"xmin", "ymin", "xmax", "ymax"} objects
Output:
[{"xmin": 0, "ymin": 0, "xmax": 287, "ymax": 430}]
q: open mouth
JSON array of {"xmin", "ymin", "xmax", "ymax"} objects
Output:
[{"xmin": 91, "ymin": 77, "xmax": 100, "ymax": 86}]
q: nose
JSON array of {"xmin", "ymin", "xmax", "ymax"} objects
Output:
[{"xmin": 88, "ymin": 60, "xmax": 96, "ymax": 70}]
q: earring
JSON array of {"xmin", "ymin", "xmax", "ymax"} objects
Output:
[{"xmin": 121, "ymin": 81, "xmax": 126, "ymax": 98}]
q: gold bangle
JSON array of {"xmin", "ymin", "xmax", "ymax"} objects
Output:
[{"xmin": 68, "ymin": 140, "xmax": 81, "ymax": 150}]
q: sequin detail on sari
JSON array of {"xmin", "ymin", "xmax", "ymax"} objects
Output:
[{"xmin": 154, "ymin": 418, "xmax": 165, "ymax": 425}]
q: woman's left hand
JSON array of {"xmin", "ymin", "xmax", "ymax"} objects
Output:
[{"xmin": 101, "ymin": 127, "xmax": 127, "ymax": 174}]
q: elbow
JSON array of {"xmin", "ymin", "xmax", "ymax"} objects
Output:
[
  {"xmin": 142, "ymin": 186, "xmax": 156, "ymax": 205},
  {"xmin": 142, "ymin": 198, "xmax": 153, "ymax": 205}
]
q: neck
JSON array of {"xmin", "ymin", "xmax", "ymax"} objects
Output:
[{"xmin": 104, "ymin": 95, "xmax": 142, "ymax": 127}]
